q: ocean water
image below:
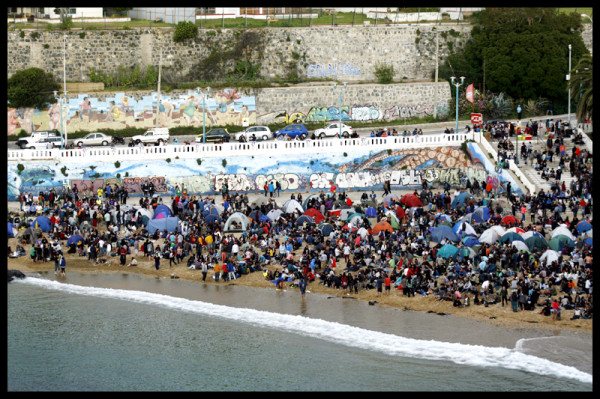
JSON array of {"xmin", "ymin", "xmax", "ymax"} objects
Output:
[{"xmin": 7, "ymin": 272, "xmax": 593, "ymax": 391}]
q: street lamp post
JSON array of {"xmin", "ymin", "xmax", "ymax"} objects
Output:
[
  {"xmin": 450, "ymin": 76, "xmax": 465, "ymax": 133},
  {"xmin": 333, "ymin": 82, "xmax": 347, "ymax": 138},
  {"xmin": 198, "ymin": 87, "xmax": 211, "ymax": 144},
  {"xmin": 568, "ymin": 44, "xmax": 572, "ymax": 128},
  {"xmin": 53, "ymin": 91, "xmax": 68, "ymax": 149}
]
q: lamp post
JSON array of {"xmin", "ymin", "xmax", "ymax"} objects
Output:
[
  {"xmin": 567, "ymin": 44, "xmax": 572, "ymax": 128},
  {"xmin": 333, "ymin": 81, "xmax": 347, "ymax": 139},
  {"xmin": 450, "ymin": 76, "xmax": 465, "ymax": 133},
  {"xmin": 198, "ymin": 87, "xmax": 211, "ymax": 144},
  {"xmin": 53, "ymin": 91, "xmax": 68, "ymax": 149}
]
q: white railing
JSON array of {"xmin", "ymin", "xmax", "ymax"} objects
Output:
[{"xmin": 7, "ymin": 132, "xmax": 479, "ymax": 163}]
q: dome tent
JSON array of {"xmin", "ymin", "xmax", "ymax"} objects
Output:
[{"xmin": 224, "ymin": 212, "xmax": 251, "ymax": 232}]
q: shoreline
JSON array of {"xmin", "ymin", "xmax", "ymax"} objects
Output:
[{"xmin": 6, "ymin": 187, "xmax": 592, "ymax": 335}]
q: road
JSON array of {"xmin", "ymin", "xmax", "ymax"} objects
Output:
[{"xmin": 8, "ymin": 114, "xmax": 572, "ymax": 150}]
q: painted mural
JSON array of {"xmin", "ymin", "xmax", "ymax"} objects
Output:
[
  {"xmin": 6, "ymin": 142, "xmax": 522, "ymax": 202},
  {"xmin": 7, "ymin": 88, "xmax": 257, "ymax": 136},
  {"xmin": 8, "ymin": 87, "xmax": 450, "ymax": 135}
]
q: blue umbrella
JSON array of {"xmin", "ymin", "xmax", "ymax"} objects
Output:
[
  {"xmin": 438, "ymin": 244, "xmax": 459, "ymax": 259},
  {"xmin": 576, "ymin": 221, "xmax": 592, "ymax": 233},
  {"xmin": 430, "ymin": 225, "xmax": 459, "ymax": 243}
]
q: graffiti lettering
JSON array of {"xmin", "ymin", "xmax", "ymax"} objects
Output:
[
  {"xmin": 122, "ymin": 176, "xmax": 167, "ymax": 194},
  {"xmin": 350, "ymin": 105, "xmax": 380, "ymax": 121},
  {"xmin": 306, "ymin": 63, "xmax": 361, "ymax": 78}
]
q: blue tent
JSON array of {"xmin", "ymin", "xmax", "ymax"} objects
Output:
[
  {"xmin": 146, "ymin": 217, "xmax": 180, "ymax": 234},
  {"xmin": 7, "ymin": 222, "xmax": 14, "ymax": 237},
  {"xmin": 30, "ymin": 216, "xmax": 51, "ymax": 232},
  {"xmin": 575, "ymin": 221, "xmax": 592, "ymax": 233},
  {"xmin": 430, "ymin": 225, "xmax": 459, "ymax": 243},
  {"xmin": 438, "ymin": 244, "xmax": 459, "ymax": 259},
  {"xmin": 154, "ymin": 204, "xmax": 173, "ymax": 219},
  {"xmin": 203, "ymin": 205, "xmax": 220, "ymax": 218},
  {"xmin": 295, "ymin": 215, "xmax": 315, "ymax": 226},
  {"xmin": 499, "ymin": 232, "xmax": 525, "ymax": 244},
  {"xmin": 203, "ymin": 214, "xmax": 222, "ymax": 224},
  {"xmin": 584, "ymin": 238, "xmax": 593, "ymax": 246},
  {"xmin": 365, "ymin": 206, "xmax": 377, "ymax": 217},
  {"xmin": 67, "ymin": 234, "xmax": 84, "ymax": 246},
  {"xmin": 318, "ymin": 222, "xmax": 334, "ymax": 236},
  {"xmin": 451, "ymin": 192, "xmax": 474, "ymax": 208},
  {"xmin": 462, "ymin": 236, "xmax": 481, "ymax": 248},
  {"xmin": 471, "ymin": 206, "xmax": 490, "ymax": 223}
]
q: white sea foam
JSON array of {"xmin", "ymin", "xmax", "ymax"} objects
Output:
[{"xmin": 17, "ymin": 277, "xmax": 593, "ymax": 385}]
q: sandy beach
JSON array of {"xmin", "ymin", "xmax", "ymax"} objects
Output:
[{"xmin": 7, "ymin": 188, "xmax": 592, "ymax": 335}]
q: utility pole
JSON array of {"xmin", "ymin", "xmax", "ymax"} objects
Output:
[
  {"xmin": 155, "ymin": 49, "xmax": 162, "ymax": 129},
  {"xmin": 434, "ymin": 31, "xmax": 439, "ymax": 119}
]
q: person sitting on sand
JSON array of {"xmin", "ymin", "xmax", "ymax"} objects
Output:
[{"xmin": 128, "ymin": 257, "xmax": 138, "ymax": 267}]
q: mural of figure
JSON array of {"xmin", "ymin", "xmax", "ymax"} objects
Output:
[
  {"xmin": 79, "ymin": 97, "xmax": 92, "ymax": 121},
  {"xmin": 18, "ymin": 108, "xmax": 34, "ymax": 134},
  {"xmin": 8, "ymin": 107, "xmax": 19, "ymax": 136},
  {"xmin": 105, "ymin": 101, "xmax": 118, "ymax": 122},
  {"xmin": 239, "ymin": 105, "xmax": 250, "ymax": 126},
  {"xmin": 120, "ymin": 96, "xmax": 131, "ymax": 115},
  {"xmin": 159, "ymin": 101, "xmax": 175, "ymax": 126},
  {"xmin": 181, "ymin": 96, "xmax": 200, "ymax": 126},
  {"xmin": 47, "ymin": 103, "xmax": 61, "ymax": 130}
]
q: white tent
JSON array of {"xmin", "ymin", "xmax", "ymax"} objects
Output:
[
  {"xmin": 540, "ymin": 249, "xmax": 560, "ymax": 266},
  {"xmin": 550, "ymin": 225, "xmax": 576, "ymax": 241},
  {"xmin": 266, "ymin": 209, "xmax": 283, "ymax": 222},
  {"xmin": 223, "ymin": 212, "xmax": 251, "ymax": 232},
  {"xmin": 479, "ymin": 228, "xmax": 500, "ymax": 244},
  {"xmin": 282, "ymin": 199, "xmax": 304, "ymax": 214}
]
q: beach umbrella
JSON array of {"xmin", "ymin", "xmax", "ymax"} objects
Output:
[
  {"xmin": 372, "ymin": 220, "xmax": 393, "ymax": 234},
  {"xmin": 365, "ymin": 206, "xmax": 378, "ymax": 218},
  {"xmin": 317, "ymin": 222, "xmax": 334, "ymax": 236},
  {"xmin": 540, "ymin": 249, "xmax": 560, "ymax": 266},
  {"xmin": 511, "ymin": 240, "xmax": 529, "ymax": 252},
  {"xmin": 401, "ymin": 194, "xmax": 423, "ymax": 208},
  {"xmin": 395, "ymin": 206, "xmax": 406, "ymax": 220},
  {"xmin": 462, "ymin": 236, "xmax": 481, "ymax": 248},
  {"xmin": 67, "ymin": 234, "xmax": 84, "ymax": 246},
  {"xmin": 525, "ymin": 236, "xmax": 549, "ymax": 252},
  {"xmin": 295, "ymin": 215, "xmax": 315, "ymax": 227},
  {"xmin": 549, "ymin": 235, "xmax": 575, "ymax": 251},
  {"xmin": 451, "ymin": 192, "xmax": 474, "ymax": 208},
  {"xmin": 430, "ymin": 225, "xmax": 459, "ymax": 243},
  {"xmin": 282, "ymin": 199, "xmax": 304, "ymax": 214},
  {"xmin": 266, "ymin": 209, "xmax": 283, "ymax": 222},
  {"xmin": 575, "ymin": 221, "xmax": 592, "ymax": 233},
  {"xmin": 550, "ymin": 225, "xmax": 576, "ymax": 241},
  {"xmin": 478, "ymin": 228, "xmax": 500, "ymax": 244},
  {"xmin": 499, "ymin": 231, "xmax": 525, "ymax": 244},
  {"xmin": 438, "ymin": 244, "xmax": 459, "ymax": 259},
  {"xmin": 501, "ymin": 215, "xmax": 519, "ymax": 226},
  {"xmin": 452, "ymin": 221, "xmax": 476, "ymax": 237}
]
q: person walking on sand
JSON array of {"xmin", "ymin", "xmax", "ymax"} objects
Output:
[
  {"xmin": 299, "ymin": 276, "xmax": 307, "ymax": 299},
  {"xmin": 153, "ymin": 250, "xmax": 161, "ymax": 270},
  {"xmin": 59, "ymin": 254, "xmax": 66, "ymax": 277}
]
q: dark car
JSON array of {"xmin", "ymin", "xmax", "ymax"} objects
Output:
[
  {"xmin": 195, "ymin": 128, "xmax": 230, "ymax": 143},
  {"xmin": 274, "ymin": 124, "xmax": 309, "ymax": 140}
]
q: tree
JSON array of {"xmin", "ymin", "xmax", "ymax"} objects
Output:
[
  {"xmin": 569, "ymin": 54, "xmax": 592, "ymax": 122},
  {"xmin": 7, "ymin": 68, "xmax": 61, "ymax": 109},
  {"xmin": 439, "ymin": 8, "xmax": 589, "ymax": 112}
]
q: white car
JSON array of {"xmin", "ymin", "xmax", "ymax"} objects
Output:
[
  {"xmin": 313, "ymin": 123, "xmax": 353, "ymax": 138},
  {"xmin": 75, "ymin": 132, "xmax": 112, "ymax": 147},
  {"xmin": 131, "ymin": 128, "xmax": 170, "ymax": 145},
  {"xmin": 24, "ymin": 136, "xmax": 64, "ymax": 150},
  {"xmin": 234, "ymin": 126, "xmax": 273, "ymax": 142}
]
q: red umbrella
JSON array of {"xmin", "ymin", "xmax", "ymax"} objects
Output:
[
  {"xmin": 401, "ymin": 194, "xmax": 423, "ymax": 208},
  {"xmin": 501, "ymin": 215, "xmax": 518, "ymax": 226},
  {"xmin": 395, "ymin": 206, "xmax": 406, "ymax": 220}
]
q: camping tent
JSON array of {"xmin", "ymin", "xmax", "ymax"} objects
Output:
[
  {"xmin": 224, "ymin": 212, "xmax": 251, "ymax": 232},
  {"xmin": 365, "ymin": 206, "xmax": 378, "ymax": 217},
  {"xmin": 30, "ymin": 216, "xmax": 51, "ymax": 232},
  {"xmin": 401, "ymin": 194, "xmax": 423, "ymax": 208},
  {"xmin": 372, "ymin": 220, "xmax": 393, "ymax": 234},
  {"xmin": 295, "ymin": 215, "xmax": 315, "ymax": 226},
  {"xmin": 67, "ymin": 234, "xmax": 84, "ymax": 247},
  {"xmin": 430, "ymin": 225, "xmax": 459, "ymax": 243},
  {"xmin": 302, "ymin": 194, "xmax": 320, "ymax": 210},
  {"xmin": 438, "ymin": 244, "xmax": 459, "ymax": 259},
  {"xmin": 317, "ymin": 222, "xmax": 334, "ymax": 237},
  {"xmin": 8, "ymin": 222, "xmax": 15, "ymax": 238},
  {"xmin": 146, "ymin": 216, "xmax": 180, "ymax": 234},
  {"xmin": 154, "ymin": 204, "xmax": 173, "ymax": 219},
  {"xmin": 451, "ymin": 192, "xmax": 474, "ymax": 208},
  {"xmin": 282, "ymin": 199, "xmax": 304, "ymax": 214},
  {"xmin": 304, "ymin": 208, "xmax": 325, "ymax": 224},
  {"xmin": 266, "ymin": 209, "xmax": 283, "ymax": 222}
]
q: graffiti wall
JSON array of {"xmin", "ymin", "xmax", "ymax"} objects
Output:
[
  {"xmin": 6, "ymin": 143, "xmax": 523, "ymax": 202},
  {"xmin": 7, "ymin": 88, "xmax": 257, "ymax": 136}
]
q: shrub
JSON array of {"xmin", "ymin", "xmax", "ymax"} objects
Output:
[
  {"xmin": 374, "ymin": 63, "xmax": 395, "ymax": 84},
  {"xmin": 173, "ymin": 21, "xmax": 198, "ymax": 42}
]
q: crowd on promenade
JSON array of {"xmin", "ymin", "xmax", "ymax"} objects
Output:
[{"xmin": 7, "ymin": 120, "xmax": 593, "ymax": 322}]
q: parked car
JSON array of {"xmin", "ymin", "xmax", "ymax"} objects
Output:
[
  {"xmin": 131, "ymin": 128, "xmax": 170, "ymax": 145},
  {"xmin": 274, "ymin": 124, "xmax": 309, "ymax": 140},
  {"xmin": 313, "ymin": 123, "xmax": 353, "ymax": 139},
  {"xmin": 195, "ymin": 128, "xmax": 231, "ymax": 143},
  {"xmin": 24, "ymin": 136, "xmax": 63, "ymax": 150},
  {"xmin": 234, "ymin": 126, "xmax": 273, "ymax": 142},
  {"xmin": 74, "ymin": 132, "xmax": 113, "ymax": 147},
  {"xmin": 16, "ymin": 129, "xmax": 60, "ymax": 149}
]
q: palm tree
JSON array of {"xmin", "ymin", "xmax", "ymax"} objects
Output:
[{"xmin": 569, "ymin": 54, "xmax": 593, "ymax": 123}]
